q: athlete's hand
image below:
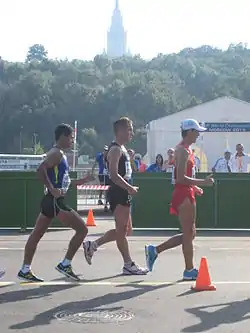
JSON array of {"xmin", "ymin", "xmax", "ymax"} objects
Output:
[
  {"xmin": 194, "ymin": 186, "xmax": 203, "ymax": 196},
  {"xmin": 203, "ymin": 174, "xmax": 214, "ymax": 186},
  {"xmin": 128, "ymin": 186, "xmax": 139, "ymax": 195},
  {"xmin": 50, "ymin": 187, "xmax": 63, "ymax": 198}
]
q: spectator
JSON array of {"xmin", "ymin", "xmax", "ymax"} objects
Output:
[
  {"xmin": 231, "ymin": 144, "xmax": 250, "ymax": 173},
  {"xmin": 128, "ymin": 149, "xmax": 139, "ymax": 172},
  {"xmin": 212, "ymin": 149, "xmax": 232, "ymax": 173},
  {"xmin": 163, "ymin": 148, "xmax": 175, "ymax": 172},
  {"xmin": 91, "ymin": 145, "xmax": 109, "ymax": 210},
  {"xmin": 134, "ymin": 153, "xmax": 147, "ymax": 172},
  {"xmin": 146, "ymin": 154, "xmax": 164, "ymax": 172},
  {"xmin": 192, "ymin": 149, "xmax": 201, "ymax": 172}
]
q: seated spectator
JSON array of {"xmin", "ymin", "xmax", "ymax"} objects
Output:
[
  {"xmin": 134, "ymin": 153, "xmax": 147, "ymax": 172},
  {"xmin": 212, "ymin": 149, "xmax": 232, "ymax": 173},
  {"xmin": 128, "ymin": 149, "xmax": 139, "ymax": 172},
  {"xmin": 231, "ymin": 143, "xmax": 250, "ymax": 173},
  {"xmin": 163, "ymin": 148, "xmax": 175, "ymax": 172},
  {"xmin": 146, "ymin": 154, "xmax": 164, "ymax": 172}
]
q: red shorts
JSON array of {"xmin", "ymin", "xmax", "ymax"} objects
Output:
[{"xmin": 170, "ymin": 186, "xmax": 196, "ymax": 216}]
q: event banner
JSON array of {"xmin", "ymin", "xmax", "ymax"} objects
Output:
[{"xmin": 199, "ymin": 122, "xmax": 250, "ymax": 132}]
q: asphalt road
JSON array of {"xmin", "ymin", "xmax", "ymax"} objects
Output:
[{"xmin": 1, "ymin": 220, "xmax": 250, "ymax": 333}]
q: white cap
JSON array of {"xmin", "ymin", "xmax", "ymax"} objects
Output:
[
  {"xmin": 181, "ymin": 119, "xmax": 207, "ymax": 132},
  {"xmin": 224, "ymin": 148, "xmax": 231, "ymax": 153}
]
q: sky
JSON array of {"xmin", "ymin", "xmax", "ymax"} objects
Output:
[{"xmin": 1, "ymin": 0, "xmax": 250, "ymax": 62}]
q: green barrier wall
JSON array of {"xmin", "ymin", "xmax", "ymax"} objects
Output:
[
  {"xmin": 0, "ymin": 172, "xmax": 77, "ymax": 230},
  {"xmin": 131, "ymin": 173, "xmax": 250, "ymax": 229}
]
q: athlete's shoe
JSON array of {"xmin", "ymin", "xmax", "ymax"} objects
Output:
[
  {"xmin": 0, "ymin": 270, "xmax": 5, "ymax": 279},
  {"xmin": 55, "ymin": 263, "xmax": 80, "ymax": 281},
  {"xmin": 17, "ymin": 270, "xmax": 44, "ymax": 282},
  {"xmin": 83, "ymin": 240, "xmax": 97, "ymax": 265},
  {"xmin": 122, "ymin": 262, "xmax": 149, "ymax": 275},
  {"xmin": 145, "ymin": 244, "xmax": 158, "ymax": 272},
  {"xmin": 183, "ymin": 268, "xmax": 198, "ymax": 280}
]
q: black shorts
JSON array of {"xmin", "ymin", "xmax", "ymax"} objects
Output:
[
  {"xmin": 98, "ymin": 175, "xmax": 109, "ymax": 185},
  {"xmin": 108, "ymin": 187, "xmax": 131, "ymax": 213},
  {"xmin": 41, "ymin": 193, "xmax": 72, "ymax": 218}
]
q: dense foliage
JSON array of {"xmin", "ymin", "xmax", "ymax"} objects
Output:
[{"xmin": 1, "ymin": 42, "xmax": 250, "ymax": 156}]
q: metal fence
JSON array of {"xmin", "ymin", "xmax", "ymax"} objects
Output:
[{"xmin": 75, "ymin": 168, "xmax": 110, "ymax": 212}]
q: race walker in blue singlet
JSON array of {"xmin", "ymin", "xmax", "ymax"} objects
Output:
[
  {"xmin": 41, "ymin": 149, "xmax": 72, "ymax": 218},
  {"xmin": 17, "ymin": 123, "xmax": 93, "ymax": 283}
]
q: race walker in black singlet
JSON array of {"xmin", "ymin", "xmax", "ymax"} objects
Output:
[
  {"xmin": 107, "ymin": 141, "xmax": 133, "ymax": 212},
  {"xmin": 83, "ymin": 117, "xmax": 148, "ymax": 275}
]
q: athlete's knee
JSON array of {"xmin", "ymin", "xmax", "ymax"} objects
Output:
[
  {"xmin": 116, "ymin": 222, "xmax": 128, "ymax": 237},
  {"xmin": 182, "ymin": 223, "xmax": 195, "ymax": 240},
  {"xmin": 75, "ymin": 221, "xmax": 88, "ymax": 236}
]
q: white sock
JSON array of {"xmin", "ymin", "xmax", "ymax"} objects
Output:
[
  {"xmin": 61, "ymin": 258, "xmax": 71, "ymax": 267},
  {"xmin": 186, "ymin": 268, "xmax": 195, "ymax": 272},
  {"xmin": 22, "ymin": 264, "xmax": 31, "ymax": 273}
]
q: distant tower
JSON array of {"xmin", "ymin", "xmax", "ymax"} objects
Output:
[{"xmin": 107, "ymin": 0, "xmax": 127, "ymax": 58}]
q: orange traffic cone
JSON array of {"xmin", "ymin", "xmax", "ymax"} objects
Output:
[
  {"xmin": 86, "ymin": 209, "xmax": 96, "ymax": 227},
  {"xmin": 191, "ymin": 256, "xmax": 216, "ymax": 291}
]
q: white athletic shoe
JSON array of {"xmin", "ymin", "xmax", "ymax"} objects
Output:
[
  {"xmin": 123, "ymin": 262, "xmax": 149, "ymax": 275},
  {"xmin": 83, "ymin": 241, "xmax": 97, "ymax": 265}
]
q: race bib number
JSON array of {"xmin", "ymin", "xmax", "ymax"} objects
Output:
[
  {"xmin": 62, "ymin": 171, "xmax": 71, "ymax": 194},
  {"xmin": 125, "ymin": 161, "xmax": 132, "ymax": 180},
  {"xmin": 171, "ymin": 166, "xmax": 175, "ymax": 185}
]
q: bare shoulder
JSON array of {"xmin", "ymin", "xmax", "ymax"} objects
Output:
[
  {"xmin": 108, "ymin": 145, "xmax": 122, "ymax": 160},
  {"xmin": 43, "ymin": 147, "xmax": 63, "ymax": 168},
  {"xmin": 175, "ymin": 145, "xmax": 188, "ymax": 158}
]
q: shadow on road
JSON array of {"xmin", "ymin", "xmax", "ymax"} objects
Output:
[
  {"xmin": 0, "ymin": 284, "xmax": 78, "ymax": 305},
  {"xmin": 9, "ymin": 281, "xmax": 171, "ymax": 330},
  {"xmin": 182, "ymin": 298, "xmax": 250, "ymax": 332}
]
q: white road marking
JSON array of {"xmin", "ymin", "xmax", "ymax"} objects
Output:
[
  {"xmin": 0, "ymin": 248, "xmax": 24, "ymax": 250},
  {"xmin": 1, "ymin": 280, "xmax": 250, "ymax": 287},
  {"xmin": 210, "ymin": 248, "xmax": 247, "ymax": 251}
]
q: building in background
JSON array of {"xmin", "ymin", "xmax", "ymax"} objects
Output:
[
  {"xmin": 106, "ymin": 0, "xmax": 130, "ymax": 58},
  {"xmin": 146, "ymin": 96, "xmax": 250, "ymax": 171}
]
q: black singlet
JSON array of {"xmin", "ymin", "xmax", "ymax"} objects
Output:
[{"xmin": 107, "ymin": 141, "xmax": 132, "ymax": 187}]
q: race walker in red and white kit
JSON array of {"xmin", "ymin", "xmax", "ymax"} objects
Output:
[{"xmin": 145, "ymin": 119, "xmax": 214, "ymax": 280}]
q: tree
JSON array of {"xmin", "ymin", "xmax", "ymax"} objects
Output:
[
  {"xmin": 1, "ymin": 42, "xmax": 250, "ymax": 155},
  {"xmin": 26, "ymin": 44, "xmax": 48, "ymax": 62}
]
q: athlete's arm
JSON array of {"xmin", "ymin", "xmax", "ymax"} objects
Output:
[
  {"xmin": 108, "ymin": 146, "xmax": 134, "ymax": 191},
  {"xmin": 71, "ymin": 174, "xmax": 95, "ymax": 186},
  {"xmin": 175, "ymin": 146, "xmax": 208, "ymax": 186},
  {"xmin": 37, "ymin": 149, "xmax": 63, "ymax": 191}
]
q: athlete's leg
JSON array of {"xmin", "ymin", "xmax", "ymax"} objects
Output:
[
  {"xmin": 113, "ymin": 207, "xmax": 147, "ymax": 275},
  {"xmin": 17, "ymin": 213, "xmax": 51, "ymax": 282},
  {"xmin": 126, "ymin": 215, "xmax": 133, "ymax": 236},
  {"xmin": 145, "ymin": 198, "xmax": 196, "ymax": 278},
  {"xmin": 58, "ymin": 209, "xmax": 88, "ymax": 260},
  {"xmin": 178, "ymin": 198, "xmax": 196, "ymax": 272},
  {"xmin": 23, "ymin": 214, "xmax": 52, "ymax": 265},
  {"xmin": 56, "ymin": 209, "xmax": 88, "ymax": 280},
  {"xmin": 145, "ymin": 231, "xmax": 183, "ymax": 272},
  {"xmin": 83, "ymin": 197, "xmax": 132, "ymax": 264},
  {"xmin": 83, "ymin": 204, "xmax": 147, "ymax": 274},
  {"xmin": 83, "ymin": 205, "xmax": 129, "ymax": 262}
]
